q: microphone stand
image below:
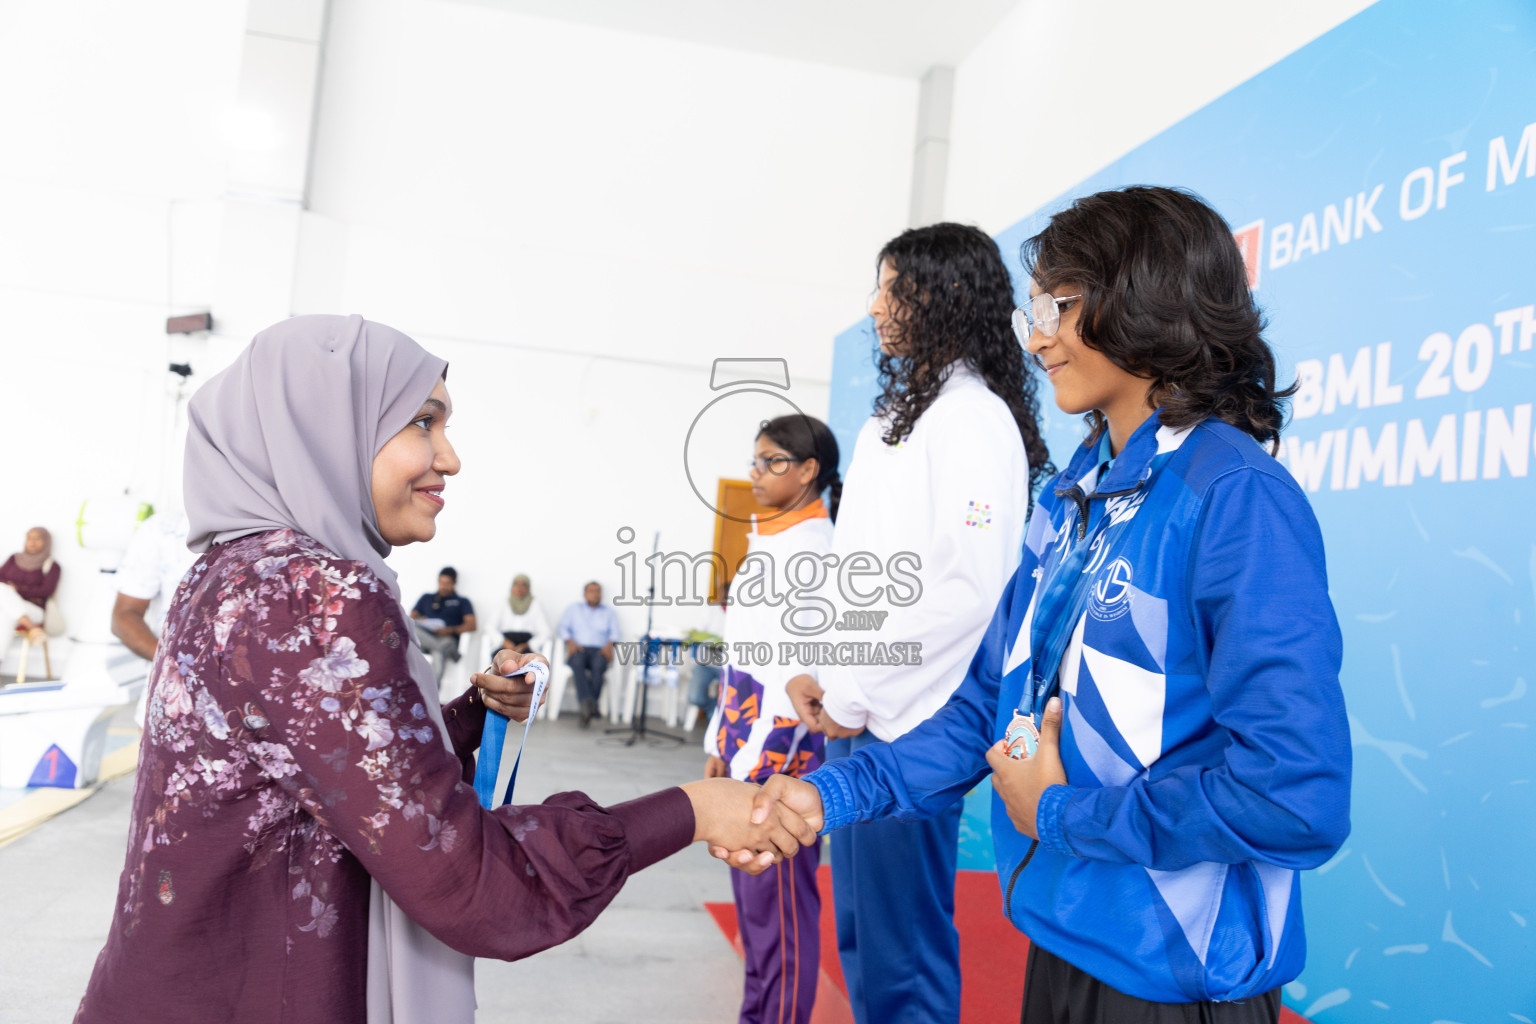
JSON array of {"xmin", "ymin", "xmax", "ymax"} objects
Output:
[{"xmin": 604, "ymin": 531, "xmax": 685, "ymax": 747}]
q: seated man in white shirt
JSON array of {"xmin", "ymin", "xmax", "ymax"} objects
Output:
[{"xmin": 114, "ymin": 511, "xmax": 196, "ymax": 727}]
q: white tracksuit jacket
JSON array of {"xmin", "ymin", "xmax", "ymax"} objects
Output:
[{"xmin": 818, "ymin": 361, "xmax": 1029, "ymax": 741}]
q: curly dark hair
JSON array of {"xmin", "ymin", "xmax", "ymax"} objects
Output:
[
  {"xmin": 758, "ymin": 414, "xmax": 842, "ymax": 522},
  {"xmin": 872, "ymin": 222, "xmax": 1054, "ymax": 495},
  {"xmin": 1020, "ymin": 186, "xmax": 1293, "ymax": 451}
]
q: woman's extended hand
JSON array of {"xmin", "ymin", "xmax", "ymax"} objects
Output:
[
  {"xmin": 984, "ymin": 697, "xmax": 1068, "ymax": 840},
  {"xmin": 470, "ymin": 649, "xmax": 551, "ymax": 722},
  {"xmin": 708, "ymin": 774, "xmax": 826, "ymax": 870},
  {"xmin": 681, "ymin": 778, "xmax": 819, "ymax": 875}
]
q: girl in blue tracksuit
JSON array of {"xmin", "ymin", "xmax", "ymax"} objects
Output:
[{"xmin": 743, "ymin": 187, "xmax": 1352, "ymax": 1022}]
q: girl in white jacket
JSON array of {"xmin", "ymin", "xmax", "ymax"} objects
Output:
[
  {"xmin": 705, "ymin": 413, "xmax": 841, "ymax": 1024},
  {"xmin": 785, "ymin": 222, "xmax": 1052, "ymax": 1024}
]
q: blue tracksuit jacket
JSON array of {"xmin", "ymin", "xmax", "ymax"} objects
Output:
[{"xmin": 807, "ymin": 413, "xmax": 1351, "ymax": 1003}]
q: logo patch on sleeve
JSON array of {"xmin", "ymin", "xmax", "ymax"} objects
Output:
[{"xmin": 965, "ymin": 501, "xmax": 993, "ymax": 529}]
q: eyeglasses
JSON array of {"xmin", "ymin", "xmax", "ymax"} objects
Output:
[
  {"xmin": 1011, "ymin": 292, "xmax": 1082, "ymax": 345},
  {"xmin": 749, "ymin": 455, "xmax": 802, "ymax": 476}
]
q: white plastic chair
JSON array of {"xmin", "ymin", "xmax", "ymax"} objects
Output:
[
  {"xmin": 601, "ymin": 646, "xmax": 626, "ymax": 723},
  {"xmin": 438, "ymin": 628, "xmax": 478, "ymax": 705},
  {"xmin": 534, "ymin": 640, "xmax": 624, "ymax": 723},
  {"xmin": 620, "ymin": 638, "xmax": 683, "ymax": 727},
  {"xmin": 536, "ymin": 638, "xmax": 570, "ymax": 721}
]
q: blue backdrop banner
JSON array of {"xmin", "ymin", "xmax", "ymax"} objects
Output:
[{"xmin": 827, "ymin": 1, "xmax": 1535, "ymax": 1019}]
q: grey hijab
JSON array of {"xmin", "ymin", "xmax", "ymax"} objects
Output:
[
  {"xmin": 12, "ymin": 527, "xmax": 51, "ymax": 573},
  {"xmin": 184, "ymin": 314, "xmax": 475, "ymax": 1024},
  {"xmin": 509, "ymin": 574, "xmax": 533, "ymax": 616}
]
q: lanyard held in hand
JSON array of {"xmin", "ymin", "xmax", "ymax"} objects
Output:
[{"xmin": 473, "ymin": 659, "xmax": 550, "ymax": 809}]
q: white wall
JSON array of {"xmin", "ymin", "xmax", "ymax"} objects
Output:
[
  {"xmin": 296, "ymin": 0, "xmax": 914, "ymax": 636},
  {"xmin": 1, "ymin": 0, "xmax": 917, "ymax": 645},
  {"xmin": 384, "ymin": 337, "xmax": 829, "ymax": 646},
  {"xmin": 942, "ymin": 0, "xmax": 1380, "ymax": 234},
  {"xmin": 0, "ymin": 1, "xmax": 247, "ymax": 630},
  {"xmin": 2, "ymin": 0, "xmax": 1389, "ymax": 649},
  {"xmin": 304, "ymin": 0, "xmax": 916, "ymax": 373}
]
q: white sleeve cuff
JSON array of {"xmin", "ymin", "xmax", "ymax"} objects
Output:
[{"xmin": 818, "ymin": 687, "xmax": 870, "ymax": 732}]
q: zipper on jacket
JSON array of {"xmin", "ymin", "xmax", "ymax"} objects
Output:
[
  {"xmin": 1056, "ymin": 475, "xmax": 1145, "ymax": 543},
  {"xmin": 1003, "ymin": 839, "xmax": 1039, "ymax": 921},
  {"xmin": 1058, "ymin": 485, "xmax": 1091, "ymax": 540}
]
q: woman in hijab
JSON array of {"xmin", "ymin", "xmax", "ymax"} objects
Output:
[
  {"xmin": 0, "ymin": 526, "xmax": 59, "ymax": 642},
  {"xmin": 492, "ymin": 574, "xmax": 551, "ymax": 654},
  {"xmin": 74, "ymin": 315, "xmax": 815, "ymax": 1024}
]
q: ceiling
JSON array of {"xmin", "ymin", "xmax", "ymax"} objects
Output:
[{"xmin": 447, "ymin": 0, "xmax": 1023, "ymax": 78}]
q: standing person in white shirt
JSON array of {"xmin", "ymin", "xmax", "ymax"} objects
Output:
[
  {"xmin": 114, "ymin": 511, "xmax": 196, "ymax": 727},
  {"xmin": 784, "ymin": 223, "xmax": 1053, "ymax": 1024},
  {"xmin": 492, "ymin": 574, "xmax": 552, "ymax": 655}
]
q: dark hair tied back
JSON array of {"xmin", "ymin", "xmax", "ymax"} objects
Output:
[
  {"xmin": 758, "ymin": 414, "xmax": 842, "ymax": 522},
  {"xmin": 1020, "ymin": 186, "xmax": 1294, "ymax": 451}
]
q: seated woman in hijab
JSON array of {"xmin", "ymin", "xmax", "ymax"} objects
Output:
[
  {"xmin": 74, "ymin": 315, "xmax": 817, "ymax": 1024},
  {"xmin": 493, "ymin": 573, "xmax": 551, "ymax": 655},
  {"xmin": 0, "ymin": 526, "xmax": 59, "ymax": 644}
]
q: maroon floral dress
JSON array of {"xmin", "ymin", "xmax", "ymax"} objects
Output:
[{"xmin": 75, "ymin": 530, "xmax": 691, "ymax": 1023}]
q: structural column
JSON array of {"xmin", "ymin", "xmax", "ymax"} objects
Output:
[{"xmin": 909, "ymin": 65, "xmax": 954, "ymax": 228}]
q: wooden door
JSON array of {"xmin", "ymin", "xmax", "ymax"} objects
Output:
[{"xmin": 711, "ymin": 479, "xmax": 772, "ymax": 602}]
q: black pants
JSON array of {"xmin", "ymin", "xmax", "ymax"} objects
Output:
[
  {"xmin": 1021, "ymin": 944, "xmax": 1280, "ymax": 1024},
  {"xmin": 568, "ymin": 647, "xmax": 609, "ymax": 705}
]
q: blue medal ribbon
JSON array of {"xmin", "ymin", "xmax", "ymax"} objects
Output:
[
  {"xmin": 1005, "ymin": 418, "xmax": 1182, "ymax": 760},
  {"xmin": 1023, "ymin": 444, "xmax": 1145, "ymax": 726},
  {"xmin": 473, "ymin": 660, "xmax": 550, "ymax": 809}
]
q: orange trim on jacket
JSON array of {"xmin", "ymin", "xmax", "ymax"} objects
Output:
[{"xmin": 752, "ymin": 499, "xmax": 828, "ymax": 538}]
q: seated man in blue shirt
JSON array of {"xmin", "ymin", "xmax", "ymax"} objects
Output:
[
  {"xmin": 558, "ymin": 581, "xmax": 622, "ymax": 727},
  {"xmin": 410, "ymin": 566, "xmax": 477, "ymax": 683}
]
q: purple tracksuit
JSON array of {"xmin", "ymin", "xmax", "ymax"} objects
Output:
[
  {"xmin": 704, "ymin": 506, "xmax": 832, "ymax": 1023},
  {"xmin": 731, "ymin": 840, "xmax": 821, "ymax": 1024}
]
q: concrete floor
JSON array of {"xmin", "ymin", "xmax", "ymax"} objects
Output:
[{"xmin": 0, "ymin": 709, "xmax": 745, "ymax": 1023}]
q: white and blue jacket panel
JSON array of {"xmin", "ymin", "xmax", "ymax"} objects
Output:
[{"xmin": 809, "ymin": 415, "xmax": 1351, "ymax": 1003}]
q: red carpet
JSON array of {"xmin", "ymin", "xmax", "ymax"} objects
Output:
[{"xmin": 704, "ymin": 866, "xmax": 1312, "ymax": 1023}]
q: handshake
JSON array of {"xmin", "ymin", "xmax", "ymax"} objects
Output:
[
  {"xmin": 477, "ymin": 650, "xmax": 832, "ymax": 875},
  {"xmin": 679, "ymin": 776, "xmax": 828, "ymax": 875}
]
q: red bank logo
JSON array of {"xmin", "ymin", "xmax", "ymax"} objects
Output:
[{"xmin": 1232, "ymin": 220, "xmax": 1263, "ymax": 290}]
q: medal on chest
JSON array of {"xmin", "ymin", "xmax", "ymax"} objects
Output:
[{"xmin": 1003, "ymin": 709, "xmax": 1040, "ymax": 760}]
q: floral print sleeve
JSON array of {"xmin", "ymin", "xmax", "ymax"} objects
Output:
[
  {"xmin": 233, "ymin": 536, "xmax": 688, "ymax": 959},
  {"xmin": 75, "ymin": 530, "xmax": 694, "ymax": 1024}
]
